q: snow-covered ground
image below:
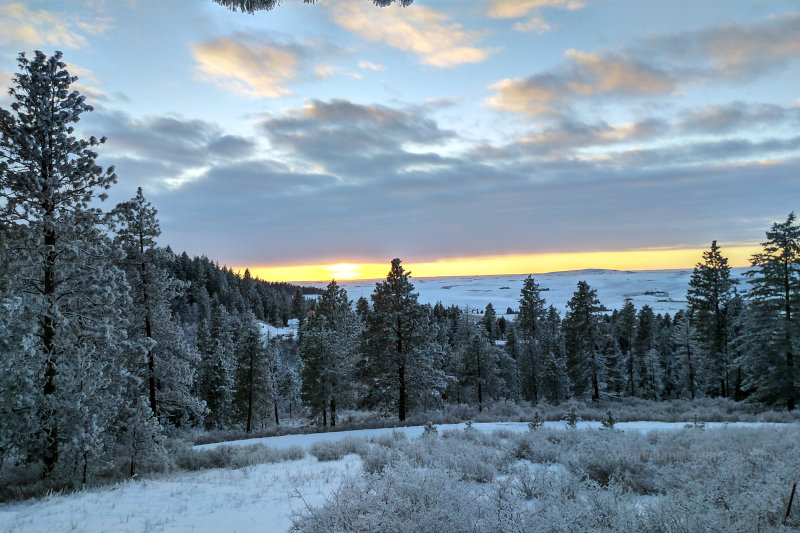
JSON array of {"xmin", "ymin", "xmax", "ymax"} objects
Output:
[
  {"xmin": 0, "ymin": 419, "xmax": 784, "ymax": 533},
  {"xmin": 0, "ymin": 455, "xmax": 359, "ymax": 533},
  {"xmin": 304, "ymin": 268, "xmax": 749, "ymax": 316}
]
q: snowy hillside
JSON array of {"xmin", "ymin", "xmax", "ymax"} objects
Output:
[{"xmin": 306, "ymin": 268, "xmax": 749, "ymax": 316}]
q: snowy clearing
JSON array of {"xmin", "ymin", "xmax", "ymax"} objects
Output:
[
  {"xmin": 1, "ymin": 421, "xmax": 792, "ymax": 533},
  {"xmin": 0, "ymin": 455, "xmax": 361, "ymax": 533}
]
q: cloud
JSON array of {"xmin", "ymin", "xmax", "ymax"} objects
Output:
[
  {"xmin": 676, "ymin": 102, "xmax": 800, "ymax": 135},
  {"xmin": 653, "ymin": 13, "xmax": 800, "ymax": 81},
  {"xmin": 358, "ymin": 60, "xmax": 386, "ymax": 72},
  {"xmin": 487, "ymin": 14, "xmax": 800, "ymax": 117},
  {"xmin": 487, "ymin": 51, "xmax": 674, "ymax": 116},
  {"xmin": 518, "ymin": 117, "xmax": 666, "ymax": 151},
  {"xmin": 193, "ymin": 34, "xmax": 302, "ymax": 98},
  {"xmin": 260, "ymin": 98, "xmax": 456, "ymax": 179},
  {"xmin": 0, "ymin": 2, "xmax": 110, "ymax": 49},
  {"xmin": 331, "ymin": 0, "xmax": 493, "ymax": 67},
  {"xmin": 486, "ymin": 0, "xmax": 585, "ymax": 33},
  {"xmin": 84, "ymin": 110, "xmax": 257, "ymax": 192}
]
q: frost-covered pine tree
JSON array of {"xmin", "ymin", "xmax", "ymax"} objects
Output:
[
  {"xmin": 563, "ymin": 281, "xmax": 604, "ymax": 401},
  {"xmin": 671, "ymin": 310, "xmax": 699, "ymax": 399},
  {"xmin": 300, "ymin": 280, "xmax": 360, "ymax": 426},
  {"xmin": 233, "ymin": 312, "xmax": 271, "ymax": 432},
  {"xmin": 108, "ymin": 188, "xmax": 204, "ymax": 426},
  {"xmin": 363, "ymin": 259, "xmax": 429, "ymax": 421},
  {"xmin": 515, "ymin": 276, "xmax": 547, "ymax": 402},
  {"xmin": 0, "ymin": 51, "xmax": 128, "ymax": 479},
  {"xmin": 687, "ymin": 241, "xmax": 736, "ymax": 398},
  {"xmin": 196, "ymin": 298, "xmax": 237, "ymax": 428},
  {"xmin": 739, "ymin": 213, "xmax": 800, "ymax": 410},
  {"xmin": 613, "ymin": 301, "xmax": 637, "ymax": 397}
]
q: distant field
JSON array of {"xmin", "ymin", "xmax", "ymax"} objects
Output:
[{"xmin": 305, "ymin": 268, "xmax": 750, "ymax": 316}]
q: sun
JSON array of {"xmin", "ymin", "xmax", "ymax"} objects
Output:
[{"xmin": 324, "ymin": 263, "xmax": 363, "ymax": 280}]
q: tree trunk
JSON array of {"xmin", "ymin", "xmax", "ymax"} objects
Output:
[
  {"xmin": 330, "ymin": 396, "xmax": 336, "ymax": 427},
  {"xmin": 398, "ymin": 364, "xmax": 406, "ymax": 422},
  {"xmin": 246, "ymin": 352, "xmax": 254, "ymax": 433},
  {"xmin": 42, "ymin": 226, "xmax": 58, "ymax": 475}
]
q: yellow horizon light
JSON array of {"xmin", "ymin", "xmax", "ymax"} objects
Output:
[{"xmin": 238, "ymin": 244, "xmax": 761, "ymax": 283}]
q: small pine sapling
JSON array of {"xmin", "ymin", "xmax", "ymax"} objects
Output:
[
  {"xmin": 564, "ymin": 405, "xmax": 581, "ymax": 428},
  {"xmin": 600, "ymin": 410, "xmax": 616, "ymax": 430},
  {"xmin": 423, "ymin": 420, "xmax": 438, "ymax": 437},
  {"xmin": 684, "ymin": 414, "xmax": 706, "ymax": 429},
  {"xmin": 528, "ymin": 411, "xmax": 544, "ymax": 431}
]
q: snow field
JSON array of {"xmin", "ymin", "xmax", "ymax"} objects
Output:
[
  {"xmin": 305, "ymin": 268, "xmax": 750, "ymax": 317},
  {"xmin": 2, "ymin": 420, "xmax": 795, "ymax": 533},
  {"xmin": 0, "ymin": 455, "xmax": 361, "ymax": 533}
]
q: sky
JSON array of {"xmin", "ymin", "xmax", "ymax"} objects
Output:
[{"xmin": 1, "ymin": 0, "xmax": 799, "ymax": 281}]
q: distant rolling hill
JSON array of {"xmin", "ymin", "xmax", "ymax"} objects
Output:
[{"xmin": 305, "ymin": 268, "xmax": 749, "ymax": 317}]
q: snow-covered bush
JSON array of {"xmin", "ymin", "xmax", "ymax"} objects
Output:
[
  {"xmin": 174, "ymin": 443, "xmax": 304, "ymax": 471},
  {"xmin": 309, "ymin": 437, "xmax": 369, "ymax": 462}
]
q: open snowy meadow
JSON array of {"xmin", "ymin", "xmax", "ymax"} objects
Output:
[
  {"xmin": 2, "ymin": 419, "xmax": 798, "ymax": 533},
  {"xmin": 304, "ymin": 268, "xmax": 749, "ymax": 317}
]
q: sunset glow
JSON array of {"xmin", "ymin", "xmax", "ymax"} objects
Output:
[{"xmin": 243, "ymin": 244, "xmax": 761, "ymax": 282}]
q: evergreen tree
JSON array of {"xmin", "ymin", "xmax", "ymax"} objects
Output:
[
  {"xmin": 0, "ymin": 51, "xmax": 122, "ymax": 477},
  {"xmin": 299, "ymin": 280, "xmax": 360, "ymax": 426},
  {"xmin": 214, "ymin": 0, "xmax": 413, "ymax": 14},
  {"xmin": 539, "ymin": 306, "xmax": 569, "ymax": 404},
  {"xmin": 687, "ymin": 241, "xmax": 736, "ymax": 397},
  {"xmin": 633, "ymin": 306, "xmax": 656, "ymax": 398},
  {"xmin": 362, "ymin": 259, "xmax": 427, "ymax": 421},
  {"xmin": 195, "ymin": 298, "xmax": 237, "ymax": 428},
  {"xmin": 108, "ymin": 188, "xmax": 203, "ymax": 424},
  {"xmin": 232, "ymin": 313, "xmax": 271, "ymax": 432},
  {"xmin": 482, "ymin": 303, "xmax": 498, "ymax": 341},
  {"xmin": 563, "ymin": 281, "xmax": 604, "ymax": 401},
  {"xmin": 614, "ymin": 301, "xmax": 637, "ymax": 396},
  {"xmin": 740, "ymin": 213, "xmax": 800, "ymax": 410},
  {"xmin": 672, "ymin": 310, "xmax": 699, "ymax": 399},
  {"xmin": 515, "ymin": 276, "xmax": 547, "ymax": 402}
]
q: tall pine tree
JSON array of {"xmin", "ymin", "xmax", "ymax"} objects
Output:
[{"xmin": 740, "ymin": 214, "xmax": 800, "ymax": 410}]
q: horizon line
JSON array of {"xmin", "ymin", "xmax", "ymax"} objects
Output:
[{"xmin": 235, "ymin": 243, "xmax": 761, "ymax": 283}]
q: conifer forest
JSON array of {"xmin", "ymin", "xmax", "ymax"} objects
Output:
[{"xmin": 1, "ymin": 51, "xmax": 799, "ymax": 532}]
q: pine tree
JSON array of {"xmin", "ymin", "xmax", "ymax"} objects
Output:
[
  {"xmin": 687, "ymin": 241, "xmax": 736, "ymax": 397},
  {"xmin": 299, "ymin": 280, "xmax": 360, "ymax": 426},
  {"xmin": 232, "ymin": 312, "xmax": 271, "ymax": 432},
  {"xmin": 740, "ymin": 213, "xmax": 800, "ymax": 410},
  {"xmin": 672, "ymin": 310, "xmax": 699, "ymax": 399},
  {"xmin": 563, "ymin": 281, "xmax": 604, "ymax": 401},
  {"xmin": 0, "ymin": 51, "xmax": 122, "ymax": 477},
  {"xmin": 614, "ymin": 301, "xmax": 637, "ymax": 396},
  {"xmin": 108, "ymin": 188, "xmax": 203, "ymax": 425},
  {"xmin": 482, "ymin": 303, "xmax": 498, "ymax": 341},
  {"xmin": 515, "ymin": 276, "xmax": 547, "ymax": 402},
  {"xmin": 363, "ymin": 259, "xmax": 427, "ymax": 421},
  {"xmin": 196, "ymin": 298, "xmax": 237, "ymax": 428},
  {"xmin": 633, "ymin": 305, "xmax": 655, "ymax": 398}
]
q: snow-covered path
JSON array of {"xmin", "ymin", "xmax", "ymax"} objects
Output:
[{"xmin": 194, "ymin": 419, "xmax": 785, "ymax": 450}]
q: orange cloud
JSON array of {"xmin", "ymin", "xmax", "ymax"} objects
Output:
[
  {"xmin": 0, "ymin": 2, "xmax": 111, "ymax": 49},
  {"xmin": 332, "ymin": 0, "xmax": 492, "ymax": 67},
  {"xmin": 487, "ymin": 0, "xmax": 584, "ymax": 33},
  {"xmin": 193, "ymin": 35, "xmax": 300, "ymax": 98}
]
